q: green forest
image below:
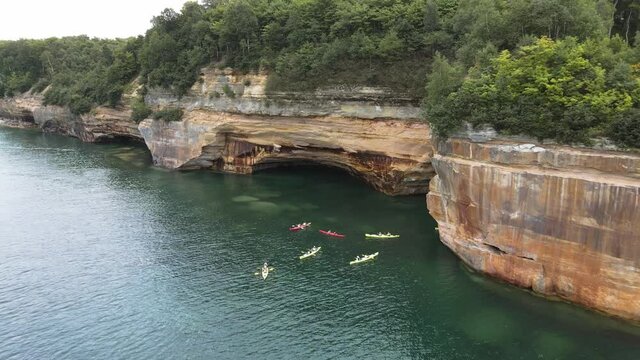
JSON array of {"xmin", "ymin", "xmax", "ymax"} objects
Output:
[{"xmin": 0, "ymin": 0, "xmax": 639, "ymax": 147}]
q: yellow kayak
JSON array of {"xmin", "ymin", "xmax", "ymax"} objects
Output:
[{"xmin": 365, "ymin": 233, "xmax": 399, "ymax": 239}]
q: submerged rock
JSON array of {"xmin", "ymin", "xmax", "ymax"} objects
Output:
[
  {"xmin": 247, "ymin": 201, "xmax": 281, "ymax": 215},
  {"xmin": 231, "ymin": 195, "xmax": 260, "ymax": 203}
]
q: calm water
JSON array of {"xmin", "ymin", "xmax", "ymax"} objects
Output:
[{"xmin": 1, "ymin": 127, "xmax": 639, "ymax": 359}]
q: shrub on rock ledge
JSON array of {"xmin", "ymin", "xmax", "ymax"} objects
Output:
[{"xmin": 152, "ymin": 107, "xmax": 184, "ymax": 122}]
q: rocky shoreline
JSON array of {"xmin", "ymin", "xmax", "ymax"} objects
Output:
[{"xmin": 2, "ymin": 69, "xmax": 639, "ymax": 321}]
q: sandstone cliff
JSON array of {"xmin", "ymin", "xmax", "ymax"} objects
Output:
[
  {"xmin": 0, "ymin": 95, "xmax": 142, "ymax": 142},
  {"xmin": 0, "ymin": 70, "xmax": 433, "ymax": 195},
  {"xmin": 139, "ymin": 111, "xmax": 432, "ymax": 195},
  {"xmin": 427, "ymin": 138, "xmax": 640, "ymax": 321},
  {"xmin": 139, "ymin": 68, "xmax": 433, "ymax": 195}
]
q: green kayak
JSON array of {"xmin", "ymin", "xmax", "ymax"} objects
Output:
[{"xmin": 365, "ymin": 233, "xmax": 400, "ymax": 239}]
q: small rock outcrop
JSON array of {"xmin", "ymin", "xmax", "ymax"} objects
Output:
[
  {"xmin": 427, "ymin": 138, "xmax": 640, "ymax": 321},
  {"xmin": 0, "ymin": 95, "xmax": 142, "ymax": 142}
]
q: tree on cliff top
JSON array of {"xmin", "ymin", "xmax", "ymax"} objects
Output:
[{"xmin": 425, "ymin": 36, "xmax": 640, "ymax": 147}]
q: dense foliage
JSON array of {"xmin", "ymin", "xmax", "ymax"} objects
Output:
[
  {"xmin": 422, "ymin": 0, "xmax": 640, "ymax": 148},
  {"xmin": 0, "ymin": 0, "xmax": 639, "ymax": 146},
  {"xmin": 426, "ymin": 37, "xmax": 640, "ymax": 146},
  {"xmin": 0, "ymin": 37, "xmax": 142, "ymax": 114},
  {"xmin": 137, "ymin": 0, "xmax": 447, "ymax": 95},
  {"xmin": 152, "ymin": 107, "xmax": 184, "ymax": 122}
]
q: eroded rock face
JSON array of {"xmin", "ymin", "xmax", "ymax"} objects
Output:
[
  {"xmin": 0, "ymin": 95, "xmax": 142, "ymax": 142},
  {"xmin": 0, "ymin": 96, "xmax": 40, "ymax": 128},
  {"xmin": 1, "ymin": 70, "xmax": 433, "ymax": 194},
  {"xmin": 427, "ymin": 138, "xmax": 640, "ymax": 321},
  {"xmin": 137, "ymin": 68, "xmax": 433, "ymax": 195},
  {"xmin": 145, "ymin": 68, "xmax": 421, "ymax": 120},
  {"xmin": 139, "ymin": 110, "xmax": 433, "ymax": 195}
]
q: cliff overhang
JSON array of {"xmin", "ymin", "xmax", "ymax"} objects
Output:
[{"xmin": 138, "ymin": 111, "xmax": 433, "ymax": 195}]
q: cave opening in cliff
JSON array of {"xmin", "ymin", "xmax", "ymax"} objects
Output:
[
  {"xmin": 253, "ymin": 160, "xmax": 357, "ymax": 177},
  {"xmin": 94, "ymin": 135, "xmax": 146, "ymax": 146},
  {"xmin": 249, "ymin": 160, "xmax": 366, "ymax": 186}
]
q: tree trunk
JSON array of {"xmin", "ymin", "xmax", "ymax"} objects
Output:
[
  {"xmin": 610, "ymin": 0, "xmax": 620, "ymax": 38},
  {"xmin": 625, "ymin": 9, "xmax": 633, "ymax": 43}
]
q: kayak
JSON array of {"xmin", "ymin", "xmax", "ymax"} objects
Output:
[
  {"xmin": 299, "ymin": 246, "xmax": 321, "ymax": 259},
  {"xmin": 319, "ymin": 230, "xmax": 345, "ymax": 238},
  {"xmin": 365, "ymin": 233, "xmax": 400, "ymax": 239},
  {"xmin": 289, "ymin": 222, "xmax": 311, "ymax": 231},
  {"xmin": 255, "ymin": 266, "xmax": 275, "ymax": 279},
  {"xmin": 349, "ymin": 252, "xmax": 379, "ymax": 265}
]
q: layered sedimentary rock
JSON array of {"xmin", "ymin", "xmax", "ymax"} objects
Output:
[
  {"xmin": 139, "ymin": 68, "xmax": 433, "ymax": 195},
  {"xmin": 427, "ymin": 138, "xmax": 640, "ymax": 321},
  {"xmin": 139, "ymin": 111, "xmax": 433, "ymax": 195},
  {"xmin": 0, "ymin": 96, "xmax": 40, "ymax": 128},
  {"xmin": 146, "ymin": 68, "xmax": 421, "ymax": 120},
  {"xmin": 0, "ymin": 70, "xmax": 433, "ymax": 194},
  {"xmin": 0, "ymin": 95, "xmax": 142, "ymax": 142}
]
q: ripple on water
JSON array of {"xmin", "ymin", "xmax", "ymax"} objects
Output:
[
  {"xmin": 533, "ymin": 331, "xmax": 575, "ymax": 359},
  {"xmin": 461, "ymin": 308, "xmax": 517, "ymax": 344}
]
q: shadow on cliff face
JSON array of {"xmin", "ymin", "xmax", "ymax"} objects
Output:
[
  {"xmin": 93, "ymin": 135, "xmax": 146, "ymax": 146},
  {"xmin": 253, "ymin": 162, "xmax": 371, "ymax": 192},
  {"xmin": 254, "ymin": 161, "xmax": 357, "ymax": 176}
]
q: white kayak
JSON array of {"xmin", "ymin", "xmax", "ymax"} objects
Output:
[
  {"xmin": 255, "ymin": 266, "xmax": 274, "ymax": 280},
  {"xmin": 299, "ymin": 246, "xmax": 321, "ymax": 259},
  {"xmin": 349, "ymin": 252, "xmax": 379, "ymax": 265}
]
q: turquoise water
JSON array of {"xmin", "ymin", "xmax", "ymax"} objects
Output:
[{"xmin": 0, "ymin": 127, "xmax": 639, "ymax": 359}]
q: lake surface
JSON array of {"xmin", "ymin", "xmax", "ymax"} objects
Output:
[{"xmin": 1, "ymin": 127, "xmax": 639, "ymax": 359}]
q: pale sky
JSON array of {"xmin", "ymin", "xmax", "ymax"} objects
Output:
[{"xmin": 0, "ymin": 0, "xmax": 192, "ymax": 40}]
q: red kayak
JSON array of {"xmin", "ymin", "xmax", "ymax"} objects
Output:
[{"xmin": 319, "ymin": 230, "xmax": 345, "ymax": 238}]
